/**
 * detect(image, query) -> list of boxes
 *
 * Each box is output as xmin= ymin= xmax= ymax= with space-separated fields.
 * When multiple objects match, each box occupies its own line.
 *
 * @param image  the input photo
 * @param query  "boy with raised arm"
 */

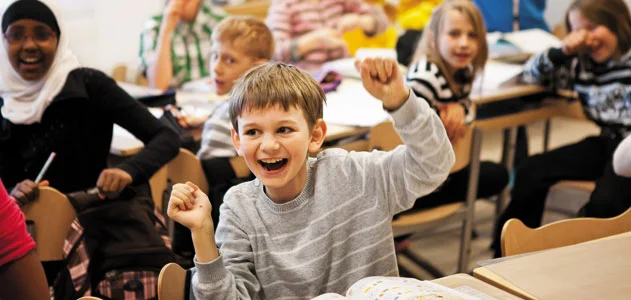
xmin=168 ymin=59 xmax=455 ymax=299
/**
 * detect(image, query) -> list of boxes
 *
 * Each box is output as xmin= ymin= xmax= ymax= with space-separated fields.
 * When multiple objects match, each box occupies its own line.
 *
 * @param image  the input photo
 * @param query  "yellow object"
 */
xmin=398 ymin=0 xmax=442 ymax=30
xmin=343 ymin=26 xmax=398 ymax=56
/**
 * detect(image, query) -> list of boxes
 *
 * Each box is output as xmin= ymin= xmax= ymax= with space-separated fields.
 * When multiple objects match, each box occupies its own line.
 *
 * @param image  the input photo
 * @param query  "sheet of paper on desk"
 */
xmin=500 ymin=28 xmax=562 ymax=54
xmin=321 ymin=48 xmax=399 ymax=79
xmin=117 ymin=81 xmax=164 ymax=98
xmin=471 ymin=61 xmax=525 ymax=97
xmin=323 ymin=80 xmax=389 ymax=127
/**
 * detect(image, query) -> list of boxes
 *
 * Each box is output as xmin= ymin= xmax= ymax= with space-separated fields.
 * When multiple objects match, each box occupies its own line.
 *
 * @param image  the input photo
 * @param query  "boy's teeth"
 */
xmin=262 ymin=158 xmax=283 ymax=163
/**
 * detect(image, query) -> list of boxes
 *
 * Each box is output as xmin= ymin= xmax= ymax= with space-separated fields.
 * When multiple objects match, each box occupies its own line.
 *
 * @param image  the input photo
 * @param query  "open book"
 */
xmin=311 ymin=277 xmax=481 ymax=300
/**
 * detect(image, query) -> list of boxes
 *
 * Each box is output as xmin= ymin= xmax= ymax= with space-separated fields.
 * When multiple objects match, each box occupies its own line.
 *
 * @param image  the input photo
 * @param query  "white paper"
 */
xmin=345 ymin=277 xmax=480 ymax=300
xmin=117 ymin=81 xmax=164 ymax=98
xmin=454 ymin=286 xmax=498 ymax=300
xmin=472 ymin=60 xmax=525 ymax=97
xmin=501 ymin=28 xmax=562 ymax=54
xmin=323 ymin=79 xmax=389 ymax=127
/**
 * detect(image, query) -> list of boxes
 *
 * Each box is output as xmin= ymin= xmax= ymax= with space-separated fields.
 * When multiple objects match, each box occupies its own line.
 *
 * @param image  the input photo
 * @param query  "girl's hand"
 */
xmin=337 ymin=14 xmax=376 ymax=34
xmin=10 ymin=179 xmax=49 ymax=206
xmin=303 ymin=28 xmax=347 ymax=50
xmin=437 ymin=103 xmax=466 ymax=143
xmin=562 ymin=29 xmax=597 ymax=56
xmin=355 ymin=57 xmax=409 ymax=111
xmin=96 ymin=168 xmax=133 ymax=199
xmin=167 ymin=182 xmax=213 ymax=232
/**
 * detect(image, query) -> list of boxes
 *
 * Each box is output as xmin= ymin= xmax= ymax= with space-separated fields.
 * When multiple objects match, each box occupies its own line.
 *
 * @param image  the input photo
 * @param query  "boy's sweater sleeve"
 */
xmin=614 ymin=135 xmax=631 ymax=178
xmin=190 ymin=202 xmax=262 ymax=300
xmin=359 ymin=90 xmax=455 ymax=216
xmin=523 ymin=48 xmax=574 ymax=85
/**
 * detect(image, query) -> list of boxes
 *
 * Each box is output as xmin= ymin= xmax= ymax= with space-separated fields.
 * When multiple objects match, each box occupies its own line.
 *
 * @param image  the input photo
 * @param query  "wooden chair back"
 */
xmin=167 ymin=148 xmax=210 ymax=194
xmin=501 ymin=207 xmax=631 ymax=257
xmin=149 ymin=166 xmax=169 ymax=213
xmin=368 ymin=121 xmax=473 ymax=173
xmin=21 ymin=187 xmax=77 ymax=261
xmin=223 ymin=0 xmax=270 ymax=20
xmin=158 ymin=263 xmax=188 ymax=300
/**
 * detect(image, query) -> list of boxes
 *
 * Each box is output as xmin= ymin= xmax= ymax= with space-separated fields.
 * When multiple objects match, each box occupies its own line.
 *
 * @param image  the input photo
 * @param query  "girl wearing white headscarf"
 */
xmin=0 ymin=0 xmax=179 ymax=201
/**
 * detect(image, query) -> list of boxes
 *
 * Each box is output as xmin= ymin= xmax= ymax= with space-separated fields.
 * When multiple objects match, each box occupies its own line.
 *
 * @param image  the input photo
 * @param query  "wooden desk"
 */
xmin=432 ymin=273 xmax=523 ymax=299
xmin=473 ymin=232 xmax=631 ymax=299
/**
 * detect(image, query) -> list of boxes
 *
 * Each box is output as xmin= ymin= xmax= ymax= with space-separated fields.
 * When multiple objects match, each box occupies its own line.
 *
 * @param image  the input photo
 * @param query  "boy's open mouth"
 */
xmin=259 ymin=158 xmax=288 ymax=171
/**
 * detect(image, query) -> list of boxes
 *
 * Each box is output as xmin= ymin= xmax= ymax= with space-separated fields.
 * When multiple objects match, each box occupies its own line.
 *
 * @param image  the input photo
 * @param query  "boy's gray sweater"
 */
xmin=191 ymin=91 xmax=455 ymax=299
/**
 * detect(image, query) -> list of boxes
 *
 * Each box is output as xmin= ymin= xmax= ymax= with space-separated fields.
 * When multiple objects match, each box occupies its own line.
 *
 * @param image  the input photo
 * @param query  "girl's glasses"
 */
xmin=3 ymin=30 xmax=56 ymax=45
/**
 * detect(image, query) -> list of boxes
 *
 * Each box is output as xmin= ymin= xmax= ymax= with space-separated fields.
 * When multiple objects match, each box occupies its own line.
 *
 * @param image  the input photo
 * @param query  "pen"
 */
xmin=35 ymin=152 xmax=56 ymax=184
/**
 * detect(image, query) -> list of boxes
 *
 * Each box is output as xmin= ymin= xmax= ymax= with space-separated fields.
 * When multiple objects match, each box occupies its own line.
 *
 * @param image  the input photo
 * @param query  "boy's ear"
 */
xmin=253 ymin=58 xmax=268 ymax=67
xmin=308 ymin=119 xmax=327 ymax=153
xmin=231 ymin=128 xmax=244 ymax=156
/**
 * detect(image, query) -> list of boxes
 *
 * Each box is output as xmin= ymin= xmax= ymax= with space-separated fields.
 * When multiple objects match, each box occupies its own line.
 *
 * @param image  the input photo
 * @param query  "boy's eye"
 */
xmin=277 ymin=127 xmax=293 ymax=134
xmin=245 ymin=129 xmax=259 ymax=136
xmin=226 ymin=57 xmax=234 ymax=64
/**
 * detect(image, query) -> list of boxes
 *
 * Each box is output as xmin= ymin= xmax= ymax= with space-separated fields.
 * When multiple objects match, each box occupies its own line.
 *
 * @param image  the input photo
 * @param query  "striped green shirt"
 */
xmin=139 ymin=3 xmax=227 ymax=87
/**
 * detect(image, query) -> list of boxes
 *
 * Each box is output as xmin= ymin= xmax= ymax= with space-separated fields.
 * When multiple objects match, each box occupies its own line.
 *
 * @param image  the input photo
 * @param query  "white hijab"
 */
xmin=0 ymin=0 xmax=80 ymax=125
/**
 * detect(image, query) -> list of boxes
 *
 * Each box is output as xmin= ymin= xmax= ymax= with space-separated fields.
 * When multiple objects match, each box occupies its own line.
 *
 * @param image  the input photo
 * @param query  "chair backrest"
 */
xmin=368 ymin=121 xmax=473 ymax=173
xmin=149 ymin=166 xmax=169 ymax=213
xmin=223 ymin=0 xmax=270 ymax=20
xmin=167 ymin=148 xmax=210 ymax=194
xmin=21 ymin=187 xmax=77 ymax=261
xmin=158 ymin=263 xmax=188 ymax=300
xmin=501 ymin=207 xmax=631 ymax=257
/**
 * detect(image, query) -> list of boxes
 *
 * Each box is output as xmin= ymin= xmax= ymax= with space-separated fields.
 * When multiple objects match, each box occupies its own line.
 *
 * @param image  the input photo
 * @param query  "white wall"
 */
xmin=1 ymin=0 xmax=631 ymax=78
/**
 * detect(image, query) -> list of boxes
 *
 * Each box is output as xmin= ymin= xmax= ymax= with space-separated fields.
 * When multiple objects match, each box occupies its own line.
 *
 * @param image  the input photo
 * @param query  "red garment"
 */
xmin=0 ymin=179 xmax=35 ymax=266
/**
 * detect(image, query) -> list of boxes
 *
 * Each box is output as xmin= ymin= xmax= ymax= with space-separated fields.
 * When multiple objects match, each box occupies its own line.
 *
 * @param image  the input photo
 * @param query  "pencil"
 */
xmin=35 ymin=152 xmax=56 ymax=184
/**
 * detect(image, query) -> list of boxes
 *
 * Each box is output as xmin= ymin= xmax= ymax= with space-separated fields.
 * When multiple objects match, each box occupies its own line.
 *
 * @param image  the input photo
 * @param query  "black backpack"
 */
xmin=53 ymin=184 xmax=175 ymax=300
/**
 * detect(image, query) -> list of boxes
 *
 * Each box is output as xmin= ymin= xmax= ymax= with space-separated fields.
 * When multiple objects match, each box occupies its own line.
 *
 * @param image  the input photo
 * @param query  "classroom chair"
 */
xmin=158 ymin=263 xmax=190 ymax=300
xmin=21 ymin=186 xmax=77 ymax=262
xmin=149 ymin=165 xmax=169 ymax=213
xmin=370 ymin=121 xmax=478 ymax=276
xmin=166 ymin=148 xmax=210 ymax=195
xmin=223 ymin=0 xmax=270 ymax=20
xmin=501 ymin=207 xmax=631 ymax=257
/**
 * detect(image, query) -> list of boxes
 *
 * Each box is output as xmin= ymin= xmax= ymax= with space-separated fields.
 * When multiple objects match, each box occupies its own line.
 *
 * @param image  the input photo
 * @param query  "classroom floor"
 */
xmin=400 ymin=116 xmax=601 ymax=279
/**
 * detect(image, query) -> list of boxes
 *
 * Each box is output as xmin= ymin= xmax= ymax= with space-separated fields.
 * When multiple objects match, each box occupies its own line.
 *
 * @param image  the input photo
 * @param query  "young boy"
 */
xmin=139 ymin=0 xmax=226 ymax=89
xmin=168 ymin=59 xmax=455 ymax=299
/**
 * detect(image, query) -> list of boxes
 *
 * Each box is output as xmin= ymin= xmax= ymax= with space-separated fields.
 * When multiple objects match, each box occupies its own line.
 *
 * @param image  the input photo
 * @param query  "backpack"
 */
xmin=53 ymin=184 xmax=175 ymax=300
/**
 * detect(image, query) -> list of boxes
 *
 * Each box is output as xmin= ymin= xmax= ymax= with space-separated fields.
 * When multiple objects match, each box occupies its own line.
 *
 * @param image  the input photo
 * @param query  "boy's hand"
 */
xmin=162 ymin=0 xmax=184 ymax=34
xmin=168 ymin=182 xmax=213 ymax=232
xmin=355 ymin=57 xmax=409 ymax=111
xmin=437 ymin=103 xmax=466 ymax=143
xmin=10 ymin=179 xmax=49 ymax=206
xmin=562 ymin=29 xmax=597 ymax=56
xmin=96 ymin=168 xmax=132 ymax=199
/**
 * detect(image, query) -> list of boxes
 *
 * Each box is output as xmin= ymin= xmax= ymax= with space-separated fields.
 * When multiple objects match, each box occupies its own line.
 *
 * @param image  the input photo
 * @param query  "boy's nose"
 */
xmin=261 ymin=135 xmax=280 ymax=151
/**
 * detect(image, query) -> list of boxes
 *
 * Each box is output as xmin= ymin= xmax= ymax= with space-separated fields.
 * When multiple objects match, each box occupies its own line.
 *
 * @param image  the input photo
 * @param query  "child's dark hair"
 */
xmin=229 ymin=62 xmax=326 ymax=132
xmin=566 ymin=0 xmax=631 ymax=55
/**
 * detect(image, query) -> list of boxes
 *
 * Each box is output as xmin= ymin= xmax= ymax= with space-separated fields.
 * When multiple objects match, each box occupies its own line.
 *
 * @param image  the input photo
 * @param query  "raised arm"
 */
xmin=356 ymin=57 xmax=455 ymax=215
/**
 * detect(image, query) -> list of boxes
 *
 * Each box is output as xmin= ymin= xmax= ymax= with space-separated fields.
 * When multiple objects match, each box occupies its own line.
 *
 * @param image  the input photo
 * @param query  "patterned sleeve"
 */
xmin=266 ymin=0 xmax=294 ymax=63
xmin=343 ymin=0 xmax=389 ymax=36
xmin=138 ymin=15 xmax=162 ymax=78
xmin=197 ymin=102 xmax=237 ymax=159
xmin=523 ymin=48 xmax=575 ymax=86
xmin=405 ymin=59 xmax=442 ymax=109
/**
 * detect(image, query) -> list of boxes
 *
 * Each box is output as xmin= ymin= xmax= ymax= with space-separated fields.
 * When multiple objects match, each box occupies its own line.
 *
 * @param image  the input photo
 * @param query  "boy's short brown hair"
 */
xmin=229 ymin=62 xmax=326 ymax=132
xmin=212 ymin=15 xmax=274 ymax=60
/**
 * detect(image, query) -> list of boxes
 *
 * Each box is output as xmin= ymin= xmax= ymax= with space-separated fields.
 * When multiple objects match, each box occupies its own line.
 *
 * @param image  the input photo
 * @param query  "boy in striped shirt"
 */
xmin=139 ymin=0 xmax=226 ymax=89
xmin=167 ymin=59 xmax=454 ymax=299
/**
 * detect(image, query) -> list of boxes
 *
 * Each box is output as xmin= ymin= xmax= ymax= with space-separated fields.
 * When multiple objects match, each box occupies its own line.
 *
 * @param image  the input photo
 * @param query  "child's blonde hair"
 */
xmin=229 ymin=62 xmax=326 ymax=132
xmin=212 ymin=15 xmax=275 ymax=60
xmin=566 ymin=0 xmax=631 ymax=56
xmin=412 ymin=0 xmax=487 ymax=93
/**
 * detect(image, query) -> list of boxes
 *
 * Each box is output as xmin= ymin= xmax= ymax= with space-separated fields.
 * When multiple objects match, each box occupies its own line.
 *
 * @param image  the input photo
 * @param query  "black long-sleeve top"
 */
xmin=0 ymin=68 xmax=180 ymax=193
